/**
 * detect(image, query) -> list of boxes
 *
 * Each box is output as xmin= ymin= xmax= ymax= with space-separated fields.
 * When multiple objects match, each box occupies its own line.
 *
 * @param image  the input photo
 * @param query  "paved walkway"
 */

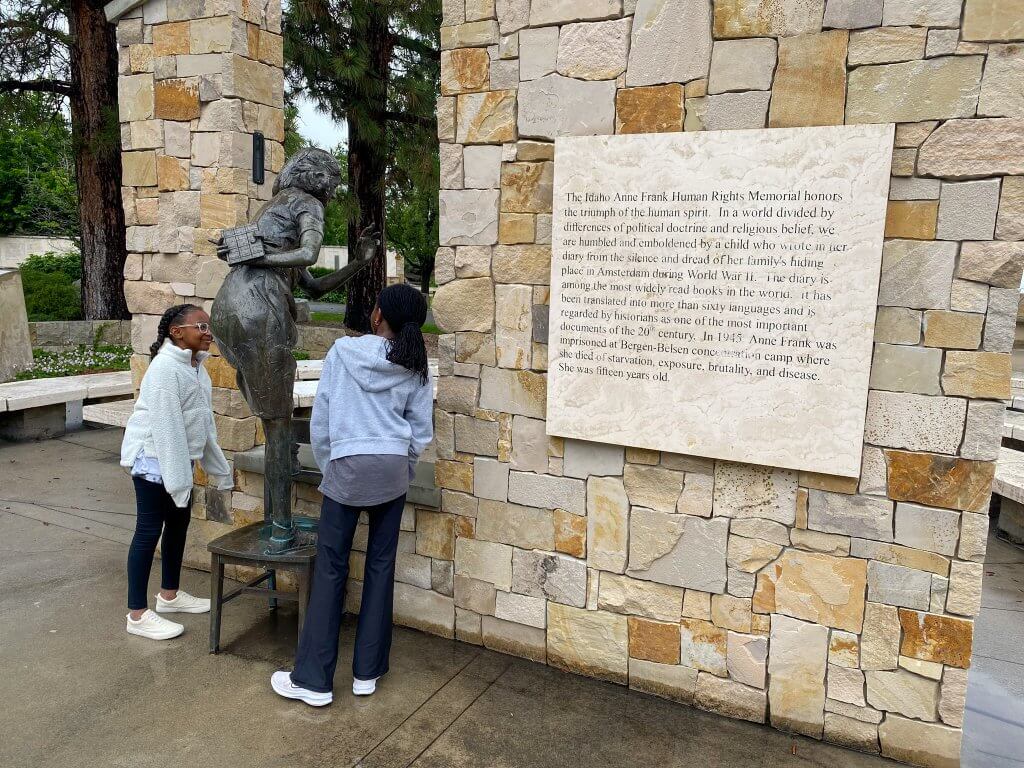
xmin=1 ymin=428 xmax=1022 ymax=768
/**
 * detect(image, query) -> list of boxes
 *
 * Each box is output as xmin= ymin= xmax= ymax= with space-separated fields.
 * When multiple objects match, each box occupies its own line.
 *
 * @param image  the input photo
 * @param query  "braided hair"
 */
xmin=150 ymin=304 xmax=200 ymax=358
xmin=378 ymin=284 xmax=429 ymax=384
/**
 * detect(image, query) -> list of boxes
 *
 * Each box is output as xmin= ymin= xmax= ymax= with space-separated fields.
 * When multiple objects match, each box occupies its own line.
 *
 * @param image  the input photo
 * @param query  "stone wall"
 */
xmin=111 ymin=0 xmax=285 ymax=527
xmin=429 ymin=1 xmax=1024 ymax=765
xmin=0 ymin=236 xmax=77 ymax=269
xmin=29 ymin=320 xmax=132 ymax=351
xmin=114 ymin=0 xmax=284 ymax=376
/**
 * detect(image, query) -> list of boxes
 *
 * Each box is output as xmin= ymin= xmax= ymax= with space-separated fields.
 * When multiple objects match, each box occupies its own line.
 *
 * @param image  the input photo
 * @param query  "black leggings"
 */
xmin=126 ymin=476 xmax=192 ymax=611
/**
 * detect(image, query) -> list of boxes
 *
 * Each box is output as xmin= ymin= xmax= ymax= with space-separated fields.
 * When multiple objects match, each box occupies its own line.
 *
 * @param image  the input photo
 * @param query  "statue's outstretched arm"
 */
xmin=296 ymin=225 xmax=381 ymax=300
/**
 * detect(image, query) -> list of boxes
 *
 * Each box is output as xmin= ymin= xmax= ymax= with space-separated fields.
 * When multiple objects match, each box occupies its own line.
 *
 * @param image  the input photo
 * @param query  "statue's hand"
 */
xmin=356 ymin=225 xmax=381 ymax=262
xmin=213 ymin=236 xmax=230 ymax=262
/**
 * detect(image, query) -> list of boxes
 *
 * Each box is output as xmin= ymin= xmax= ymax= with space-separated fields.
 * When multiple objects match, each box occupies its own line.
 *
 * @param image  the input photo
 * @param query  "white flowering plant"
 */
xmin=13 ymin=345 xmax=131 ymax=382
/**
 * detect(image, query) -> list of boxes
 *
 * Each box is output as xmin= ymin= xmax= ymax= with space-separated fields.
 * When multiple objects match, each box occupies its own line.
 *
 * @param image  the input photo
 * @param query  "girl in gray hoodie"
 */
xmin=272 ymin=284 xmax=433 ymax=706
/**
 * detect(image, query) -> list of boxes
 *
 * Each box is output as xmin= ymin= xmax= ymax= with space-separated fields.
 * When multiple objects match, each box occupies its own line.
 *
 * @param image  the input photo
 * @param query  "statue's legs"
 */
xmin=262 ymin=415 xmax=295 ymax=551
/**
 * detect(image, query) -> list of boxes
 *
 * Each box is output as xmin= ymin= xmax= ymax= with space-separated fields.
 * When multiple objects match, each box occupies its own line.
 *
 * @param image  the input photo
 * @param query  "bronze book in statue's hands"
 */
xmin=216 ymin=223 xmax=266 ymax=265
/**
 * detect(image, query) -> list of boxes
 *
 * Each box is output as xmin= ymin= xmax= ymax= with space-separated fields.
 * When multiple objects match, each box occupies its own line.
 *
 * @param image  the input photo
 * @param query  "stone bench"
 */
xmin=995 ymin=392 xmax=1024 ymax=544
xmin=0 ymin=371 xmax=133 ymax=441
xmin=995 ymin=447 xmax=1024 ymax=545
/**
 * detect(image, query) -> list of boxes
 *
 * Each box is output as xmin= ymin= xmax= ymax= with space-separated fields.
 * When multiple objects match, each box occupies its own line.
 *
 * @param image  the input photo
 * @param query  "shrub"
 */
xmin=19 ymin=250 xmax=83 ymax=321
xmin=21 ymin=250 xmax=82 ymax=281
xmin=20 ymin=268 xmax=81 ymax=321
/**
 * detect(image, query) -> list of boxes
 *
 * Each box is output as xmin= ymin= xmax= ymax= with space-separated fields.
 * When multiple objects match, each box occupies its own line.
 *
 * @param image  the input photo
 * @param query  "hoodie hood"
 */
xmin=334 ymin=334 xmax=416 ymax=393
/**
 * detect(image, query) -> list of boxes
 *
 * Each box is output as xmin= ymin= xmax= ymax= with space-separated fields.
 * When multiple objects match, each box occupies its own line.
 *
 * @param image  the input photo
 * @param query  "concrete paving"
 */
xmin=1 ymin=428 xmax=1022 ymax=768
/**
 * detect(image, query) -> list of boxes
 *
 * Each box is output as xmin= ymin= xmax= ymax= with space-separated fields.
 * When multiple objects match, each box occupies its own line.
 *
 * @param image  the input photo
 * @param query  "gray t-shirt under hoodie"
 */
xmin=319 ymin=454 xmax=413 ymax=507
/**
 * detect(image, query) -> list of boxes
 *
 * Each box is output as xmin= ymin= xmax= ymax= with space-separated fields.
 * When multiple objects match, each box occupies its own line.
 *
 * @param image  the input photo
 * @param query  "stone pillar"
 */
xmin=0 ymin=269 xmax=33 ymax=381
xmin=109 ymin=0 xmax=284 ymax=530
xmin=431 ymin=0 xmax=1024 ymax=763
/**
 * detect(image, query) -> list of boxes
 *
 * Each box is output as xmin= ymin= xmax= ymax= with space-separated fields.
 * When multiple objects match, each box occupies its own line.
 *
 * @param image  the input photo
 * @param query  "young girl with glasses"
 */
xmin=119 ymin=304 xmax=234 ymax=640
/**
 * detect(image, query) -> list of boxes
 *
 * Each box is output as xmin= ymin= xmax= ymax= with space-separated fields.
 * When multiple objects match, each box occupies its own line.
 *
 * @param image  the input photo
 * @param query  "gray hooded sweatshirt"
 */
xmin=311 ymin=334 xmax=433 ymax=505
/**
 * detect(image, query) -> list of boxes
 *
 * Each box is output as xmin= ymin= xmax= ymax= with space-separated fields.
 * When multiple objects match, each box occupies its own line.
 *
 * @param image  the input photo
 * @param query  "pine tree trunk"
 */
xmin=343 ymin=4 xmax=392 ymax=333
xmin=69 ymin=0 xmax=128 ymax=320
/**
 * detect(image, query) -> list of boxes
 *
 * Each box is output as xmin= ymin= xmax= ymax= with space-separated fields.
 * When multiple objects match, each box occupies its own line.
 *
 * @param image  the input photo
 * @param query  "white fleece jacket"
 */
xmin=120 ymin=340 xmax=233 ymax=507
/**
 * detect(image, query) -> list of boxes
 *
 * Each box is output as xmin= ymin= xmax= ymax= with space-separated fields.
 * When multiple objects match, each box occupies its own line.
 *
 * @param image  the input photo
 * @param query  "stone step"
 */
xmin=82 ymin=398 xmax=135 ymax=428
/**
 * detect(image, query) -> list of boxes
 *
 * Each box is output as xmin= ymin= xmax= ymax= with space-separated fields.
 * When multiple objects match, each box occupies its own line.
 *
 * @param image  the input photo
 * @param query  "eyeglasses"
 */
xmin=175 ymin=322 xmax=211 ymax=333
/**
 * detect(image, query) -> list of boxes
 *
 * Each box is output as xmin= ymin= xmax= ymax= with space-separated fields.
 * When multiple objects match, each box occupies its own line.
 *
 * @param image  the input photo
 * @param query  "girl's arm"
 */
xmin=201 ymin=416 xmax=234 ymax=490
xmin=405 ymin=380 xmax=435 ymax=478
xmin=310 ymin=349 xmax=336 ymax=473
xmin=147 ymin=385 xmax=196 ymax=508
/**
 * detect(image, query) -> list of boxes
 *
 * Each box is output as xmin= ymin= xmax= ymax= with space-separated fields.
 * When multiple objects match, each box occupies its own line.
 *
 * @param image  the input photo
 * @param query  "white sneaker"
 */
xmin=155 ymin=591 xmax=210 ymax=614
xmin=271 ymin=671 xmax=333 ymax=707
xmin=353 ymin=677 xmax=378 ymax=696
xmin=126 ymin=610 xmax=184 ymax=640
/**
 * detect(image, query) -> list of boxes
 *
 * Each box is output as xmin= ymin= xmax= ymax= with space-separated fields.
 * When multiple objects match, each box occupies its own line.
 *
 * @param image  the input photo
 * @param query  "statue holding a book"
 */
xmin=211 ymin=147 xmax=378 ymax=552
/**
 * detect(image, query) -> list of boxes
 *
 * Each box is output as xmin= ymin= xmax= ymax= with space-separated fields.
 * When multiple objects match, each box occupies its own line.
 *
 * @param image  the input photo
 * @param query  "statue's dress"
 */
xmin=211 ymin=187 xmax=325 ymax=419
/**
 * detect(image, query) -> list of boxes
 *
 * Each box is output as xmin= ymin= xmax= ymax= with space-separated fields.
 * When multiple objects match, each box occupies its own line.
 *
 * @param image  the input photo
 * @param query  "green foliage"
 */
xmin=0 ymin=92 xmax=78 ymax=236
xmin=284 ymin=0 xmax=441 ymax=312
xmin=14 ymin=345 xmax=130 ymax=381
xmin=19 ymin=250 xmax=84 ymax=321
xmin=21 ymin=250 xmax=82 ymax=281
xmin=291 ymin=349 xmax=312 ymax=361
xmin=420 ymin=322 xmax=441 ymax=335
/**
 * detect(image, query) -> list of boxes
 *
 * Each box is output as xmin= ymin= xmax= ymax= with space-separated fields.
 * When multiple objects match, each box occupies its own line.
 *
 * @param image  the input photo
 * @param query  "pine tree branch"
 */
xmin=381 ymin=109 xmax=434 ymax=129
xmin=392 ymin=33 xmax=439 ymax=60
xmin=0 ymin=78 xmax=73 ymax=96
xmin=0 ymin=19 xmax=73 ymax=47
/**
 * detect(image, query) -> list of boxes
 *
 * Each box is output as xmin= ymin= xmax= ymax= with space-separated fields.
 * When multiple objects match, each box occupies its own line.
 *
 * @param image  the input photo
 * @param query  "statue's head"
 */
xmin=274 ymin=147 xmax=343 ymax=205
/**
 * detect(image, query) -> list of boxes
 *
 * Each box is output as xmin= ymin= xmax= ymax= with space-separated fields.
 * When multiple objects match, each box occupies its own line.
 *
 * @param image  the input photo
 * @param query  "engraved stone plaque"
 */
xmin=547 ymin=124 xmax=895 ymax=477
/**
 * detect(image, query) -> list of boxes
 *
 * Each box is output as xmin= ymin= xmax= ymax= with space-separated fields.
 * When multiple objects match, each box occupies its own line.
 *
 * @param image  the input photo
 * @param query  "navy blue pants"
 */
xmin=127 ymin=476 xmax=192 ymax=610
xmin=291 ymin=493 xmax=405 ymax=693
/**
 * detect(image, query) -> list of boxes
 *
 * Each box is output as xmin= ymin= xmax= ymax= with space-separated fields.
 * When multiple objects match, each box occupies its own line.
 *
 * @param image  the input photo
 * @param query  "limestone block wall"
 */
xmin=112 ymin=0 xmax=285 ymax=533
xmin=428 ymin=1 xmax=1024 ymax=765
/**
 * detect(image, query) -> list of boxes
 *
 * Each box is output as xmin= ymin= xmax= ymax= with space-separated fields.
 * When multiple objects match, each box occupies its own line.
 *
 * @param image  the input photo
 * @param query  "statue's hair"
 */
xmin=273 ymin=147 xmax=342 ymax=197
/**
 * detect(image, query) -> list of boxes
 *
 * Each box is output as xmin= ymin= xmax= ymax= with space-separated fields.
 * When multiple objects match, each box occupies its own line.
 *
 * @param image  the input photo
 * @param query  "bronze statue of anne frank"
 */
xmin=211 ymin=147 xmax=378 ymax=551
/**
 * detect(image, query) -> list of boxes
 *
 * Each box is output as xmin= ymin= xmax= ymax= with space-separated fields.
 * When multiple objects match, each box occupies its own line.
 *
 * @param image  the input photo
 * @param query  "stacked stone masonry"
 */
xmin=115 ymin=0 xmax=286 ymax=481
xmin=116 ymin=0 xmax=284 ymax=382
xmin=430 ymin=2 xmax=1024 ymax=767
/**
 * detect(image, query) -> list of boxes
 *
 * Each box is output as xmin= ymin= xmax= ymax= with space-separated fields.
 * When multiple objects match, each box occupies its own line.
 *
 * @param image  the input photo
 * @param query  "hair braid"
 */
xmin=150 ymin=304 xmax=200 ymax=358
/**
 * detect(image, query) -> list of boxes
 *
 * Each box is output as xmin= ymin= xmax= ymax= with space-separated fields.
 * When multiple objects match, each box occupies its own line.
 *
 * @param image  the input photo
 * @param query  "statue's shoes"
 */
xmin=155 ymin=590 xmax=210 ymax=614
xmin=353 ymin=677 xmax=379 ymax=696
xmin=271 ymin=671 xmax=333 ymax=707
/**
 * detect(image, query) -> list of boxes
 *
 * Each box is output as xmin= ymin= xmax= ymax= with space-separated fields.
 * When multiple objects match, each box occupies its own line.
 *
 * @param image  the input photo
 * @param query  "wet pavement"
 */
xmin=1 ymin=428 xmax=1022 ymax=768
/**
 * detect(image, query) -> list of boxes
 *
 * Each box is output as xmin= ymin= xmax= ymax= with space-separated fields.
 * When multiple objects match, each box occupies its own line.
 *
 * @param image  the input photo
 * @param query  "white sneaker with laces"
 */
xmin=353 ymin=677 xmax=378 ymax=696
xmin=126 ymin=610 xmax=184 ymax=640
xmin=155 ymin=591 xmax=210 ymax=614
xmin=271 ymin=671 xmax=333 ymax=707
